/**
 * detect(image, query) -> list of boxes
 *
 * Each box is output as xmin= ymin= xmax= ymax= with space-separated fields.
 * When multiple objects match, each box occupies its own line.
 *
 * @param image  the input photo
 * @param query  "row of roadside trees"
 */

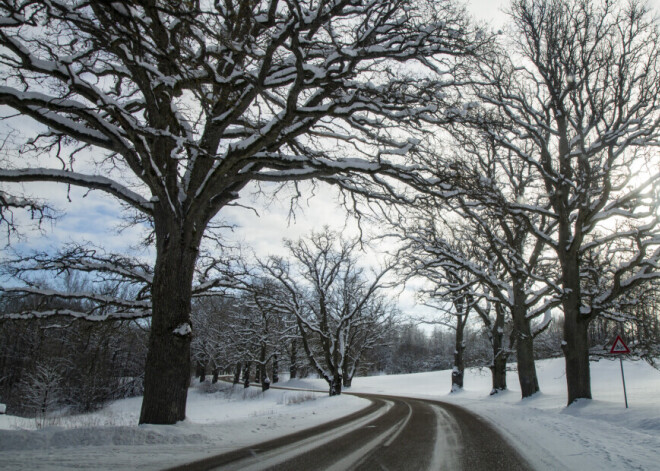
xmin=0 ymin=0 xmax=659 ymax=422
xmin=381 ymin=0 xmax=660 ymax=403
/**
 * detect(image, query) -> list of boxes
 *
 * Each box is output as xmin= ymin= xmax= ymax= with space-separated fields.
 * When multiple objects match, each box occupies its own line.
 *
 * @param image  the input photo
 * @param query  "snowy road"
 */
xmin=167 ymin=392 xmax=532 ymax=471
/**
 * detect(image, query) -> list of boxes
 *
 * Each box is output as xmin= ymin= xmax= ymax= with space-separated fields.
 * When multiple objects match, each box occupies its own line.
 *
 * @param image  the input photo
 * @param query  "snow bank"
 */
xmin=0 ymin=383 xmax=367 ymax=470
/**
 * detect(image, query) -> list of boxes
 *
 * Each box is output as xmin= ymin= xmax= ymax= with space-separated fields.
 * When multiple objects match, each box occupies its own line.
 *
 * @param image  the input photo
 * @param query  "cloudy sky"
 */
xmin=3 ymin=0 xmax=660 ymax=318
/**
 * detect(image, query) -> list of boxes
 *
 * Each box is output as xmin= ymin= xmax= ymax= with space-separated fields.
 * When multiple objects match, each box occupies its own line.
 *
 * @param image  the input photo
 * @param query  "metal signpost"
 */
xmin=610 ymin=335 xmax=631 ymax=408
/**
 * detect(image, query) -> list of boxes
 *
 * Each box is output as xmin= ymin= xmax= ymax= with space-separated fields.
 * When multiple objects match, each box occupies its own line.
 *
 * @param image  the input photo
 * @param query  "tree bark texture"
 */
xmin=272 ymin=355 xmax=279 ymax=384
xmin=451 ymin=315 xmax=466 ymax=392
xmin=139 ymin=227 xmax=197 ymax=424
xmin=490 ymin=307 xmax=508 ymax=394
xmin=512 ymin=286 xmax=539 ymax=398
xmin=343 ymin=360 xmax=358 ymax=388
xmin=329 ymin=373 xmax=342 ymax=396
xmin=561 ymin=259 xmax=592 ymax=404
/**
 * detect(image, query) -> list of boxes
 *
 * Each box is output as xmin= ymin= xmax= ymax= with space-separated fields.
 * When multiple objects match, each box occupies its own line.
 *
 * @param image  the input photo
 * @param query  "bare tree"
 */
xmin=0 ymin=271 xmax=149 ymax=415
xmin=473 ymin=299 xmax=512 ymax=394
xmin=390 ymin=193 xmax=555 ymax=397
xmin=260 ymin=228 xmax=394 ymax=396
xmin=341 ymin=295 xmax=398 ymax=388
xmin=401 ymin=243 xmax=477 ymax=393
xmin=473 ymin=0 xmax=660 ymax=405
xmin=234 ymin=283 xmax=294 ymax=391
xmin=0 ymin=0 xmax=485 ymax=424
xmin=190 ymin=296 xmax=236 ymax=384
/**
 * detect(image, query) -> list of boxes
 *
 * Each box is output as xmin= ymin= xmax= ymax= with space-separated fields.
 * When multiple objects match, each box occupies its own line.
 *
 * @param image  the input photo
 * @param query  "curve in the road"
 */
xmin=165 ymin=392 xmax=533 ymax=471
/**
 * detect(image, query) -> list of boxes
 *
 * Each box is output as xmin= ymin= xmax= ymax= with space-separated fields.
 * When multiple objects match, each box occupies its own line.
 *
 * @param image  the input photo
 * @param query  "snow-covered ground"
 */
xmin=1 ymin=358 xmax=659 ymax=470
xmin=0 ymin=383 xmax=366 ymax=470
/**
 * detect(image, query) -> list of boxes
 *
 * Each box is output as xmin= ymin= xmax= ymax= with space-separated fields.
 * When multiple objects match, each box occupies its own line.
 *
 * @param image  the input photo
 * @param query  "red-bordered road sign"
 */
xmin=610 ymin=335 xmax=631 ymax=354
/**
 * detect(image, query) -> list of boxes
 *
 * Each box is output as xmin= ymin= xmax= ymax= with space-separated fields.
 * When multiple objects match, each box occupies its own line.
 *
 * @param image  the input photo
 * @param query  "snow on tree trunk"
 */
xmin=139 ymin=227 xmax=196 ymax=425
xmin=0 ymin=0 xmax=489 ymax=426
xmin=261 ymin=375 xmax=270 ymax=392
xmin=343 ymin=360 xmax=357 ymax=388
xmin=330 ymin=373 xmax=342 ymax=396
xmin=451 ymin=319 xmax=466 ymax=392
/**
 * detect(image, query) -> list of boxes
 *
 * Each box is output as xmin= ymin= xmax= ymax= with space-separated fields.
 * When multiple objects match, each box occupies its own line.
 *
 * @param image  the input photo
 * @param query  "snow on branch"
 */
xmin=0 ymin=308 xmax=150 ymax=322
xmin=0 ymin=169 xmax=153 ymax=214
xmin=0 ymin=242 xmax=248 ymax=322
xmin=0 ymin=0 xmax=491 ymax=238
xmin=0 ymin=189 xmax=55 ymax=239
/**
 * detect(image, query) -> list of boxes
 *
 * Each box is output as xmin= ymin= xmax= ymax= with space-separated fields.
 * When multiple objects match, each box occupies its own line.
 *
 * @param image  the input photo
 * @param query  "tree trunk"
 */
xmin=561 ymin=245 xmax=591 ymax=405
xmin=211 ymin=368 xmax=219 ymax=384
xmin=491 ymin=352 xmax=508 ymax=394
xmin=289 ymin=339 xmax=297 ymax=379
xmin=259 ymin=346 xmax=269 ymax=391
xmin=261 ymin=374 xmax=270 ymax=392
xmin=233 ymin=362 xmax=241 ymax=384
xmin=329 ymin=373 xmax=342 ymax=396
xmin=512 ymin=296 xmax=539 ymax=398
xmin=562 ymin=266 xmax=592 ymax=404
xmin=343 ymin=375 xmax=353 ymax=388
xmin=139 ymin=227 xmax=197 ymax=425
xmin=196 ymin=362 xmax=206 ymax=383
xmin=272 ymin=355 xmax=279 ymax=384
xmin=451 ymin=315 xmax=466 ymax=393
xmin=490 ymin=305 xmax=508 ymax=394
xmin=243 ymin=362 xmax=251 ymax=388
xmin=343 ymin=360 xmax=357 ymax=388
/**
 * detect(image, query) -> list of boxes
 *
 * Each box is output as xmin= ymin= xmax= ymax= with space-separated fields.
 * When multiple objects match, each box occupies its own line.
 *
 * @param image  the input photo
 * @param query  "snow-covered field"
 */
xmin=1 ymin=358 xmax=659 ymax=470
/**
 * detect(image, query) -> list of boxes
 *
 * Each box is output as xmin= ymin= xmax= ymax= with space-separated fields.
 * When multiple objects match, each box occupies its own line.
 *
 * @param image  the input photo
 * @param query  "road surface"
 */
xmin=166 ymin=391 xmax=533 ymax=471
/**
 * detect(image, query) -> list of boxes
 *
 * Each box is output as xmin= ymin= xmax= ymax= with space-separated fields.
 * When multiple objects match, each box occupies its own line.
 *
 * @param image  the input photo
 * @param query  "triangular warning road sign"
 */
xmin=610 ymin=335 xmax=630 ymax=354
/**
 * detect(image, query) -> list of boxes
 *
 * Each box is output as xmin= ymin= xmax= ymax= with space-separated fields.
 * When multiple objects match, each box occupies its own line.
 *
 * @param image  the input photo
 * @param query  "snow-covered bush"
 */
xmin=277 ymin=392 xmax=317 ymax=406
xmin=197 ymin=381 xmax=233 ymax=395
xmin=19 ymin=363 xmax=64 ymax=429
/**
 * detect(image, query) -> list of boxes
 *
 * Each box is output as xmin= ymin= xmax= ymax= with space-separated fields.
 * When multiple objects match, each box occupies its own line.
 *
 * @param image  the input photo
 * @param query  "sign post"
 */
xmin=609 ymin=335 xmax=631 ymax=409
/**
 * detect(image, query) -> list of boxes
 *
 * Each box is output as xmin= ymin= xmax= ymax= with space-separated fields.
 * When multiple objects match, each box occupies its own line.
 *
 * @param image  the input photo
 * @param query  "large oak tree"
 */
xmin=0 ymin=0 xmax=482 ymax=423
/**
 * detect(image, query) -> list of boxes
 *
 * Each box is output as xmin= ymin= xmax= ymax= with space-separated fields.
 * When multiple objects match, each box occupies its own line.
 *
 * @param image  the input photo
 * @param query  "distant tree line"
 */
xmin=0 ymin=289 xmax=147 ymax=422
xmin=2 ymin=244 xmax=660 ymax=421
